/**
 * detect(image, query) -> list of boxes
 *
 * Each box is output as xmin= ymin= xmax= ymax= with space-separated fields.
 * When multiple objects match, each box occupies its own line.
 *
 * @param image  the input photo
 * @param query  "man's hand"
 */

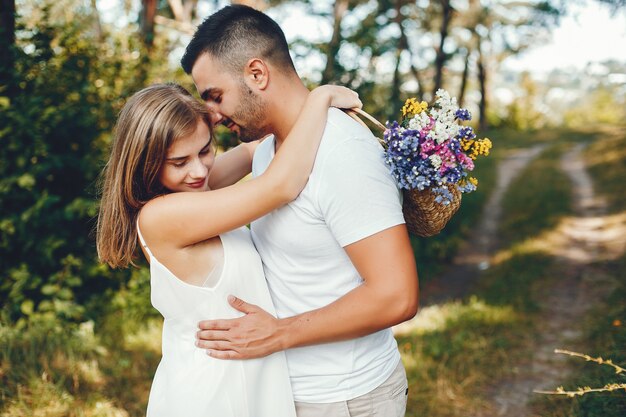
xmin=196 ymin=295 xmax=283 ymax=359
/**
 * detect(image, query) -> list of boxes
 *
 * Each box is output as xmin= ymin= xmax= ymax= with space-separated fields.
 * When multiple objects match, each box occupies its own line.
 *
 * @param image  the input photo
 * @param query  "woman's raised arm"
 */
xmin=207 ymin=142 xmax=259 ymax=190
xmin=140 ymin=85 xmax=361 ymax=248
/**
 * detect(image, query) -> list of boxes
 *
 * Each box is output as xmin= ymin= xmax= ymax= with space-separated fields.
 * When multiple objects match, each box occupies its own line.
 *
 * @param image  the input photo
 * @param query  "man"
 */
xmin=181 ymin=5 xmax=418 ymax=416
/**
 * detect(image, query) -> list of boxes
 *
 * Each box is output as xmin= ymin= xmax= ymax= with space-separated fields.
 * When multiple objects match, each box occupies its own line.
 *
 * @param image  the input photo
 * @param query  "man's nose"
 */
xmin=209 ymin=110 xmax=223 ymax=127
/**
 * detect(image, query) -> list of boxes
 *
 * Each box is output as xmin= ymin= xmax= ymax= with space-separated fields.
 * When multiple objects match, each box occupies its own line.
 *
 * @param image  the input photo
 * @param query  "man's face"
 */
xmin=191 ymin=53 xmax=270 ymax=143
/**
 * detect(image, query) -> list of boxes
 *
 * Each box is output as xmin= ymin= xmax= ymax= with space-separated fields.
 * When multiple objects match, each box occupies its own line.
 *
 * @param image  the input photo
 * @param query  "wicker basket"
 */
xmin=345 ymin=108 xmax=462 ymax=237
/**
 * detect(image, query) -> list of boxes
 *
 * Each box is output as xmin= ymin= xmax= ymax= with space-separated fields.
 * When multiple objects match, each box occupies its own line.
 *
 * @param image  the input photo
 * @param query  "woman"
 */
xmin=96 ymin=83 xmax=361 ymax=417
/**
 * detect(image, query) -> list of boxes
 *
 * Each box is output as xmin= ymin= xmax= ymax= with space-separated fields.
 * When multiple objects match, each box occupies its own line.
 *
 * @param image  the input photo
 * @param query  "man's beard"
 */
xmin=229 ymin=82 xmax=270 ymax=143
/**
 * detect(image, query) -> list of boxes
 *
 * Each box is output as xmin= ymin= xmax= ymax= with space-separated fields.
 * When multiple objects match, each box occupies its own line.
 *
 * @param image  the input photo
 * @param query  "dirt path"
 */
xmin=395 ymin=142 xmax=626 ymax=416
xmin=485 ymin=143 xmax=626 ymax=417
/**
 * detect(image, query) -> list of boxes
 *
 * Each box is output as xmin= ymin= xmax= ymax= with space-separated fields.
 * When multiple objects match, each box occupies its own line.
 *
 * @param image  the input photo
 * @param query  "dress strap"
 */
xmin=136 ymin=219 xmax=154 ymax=261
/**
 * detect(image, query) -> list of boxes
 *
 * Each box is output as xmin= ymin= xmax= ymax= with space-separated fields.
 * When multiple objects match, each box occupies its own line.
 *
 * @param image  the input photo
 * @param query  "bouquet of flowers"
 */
xmin=384 ymin=89 xmax=492 ymax=236
xmin=352 ymin=89 xmax=491 ymax=236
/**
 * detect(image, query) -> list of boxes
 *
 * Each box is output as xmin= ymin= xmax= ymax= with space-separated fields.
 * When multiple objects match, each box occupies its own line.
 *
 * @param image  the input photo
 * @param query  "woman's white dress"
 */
xmin=137 ymin=226 xmax=296 ymax=417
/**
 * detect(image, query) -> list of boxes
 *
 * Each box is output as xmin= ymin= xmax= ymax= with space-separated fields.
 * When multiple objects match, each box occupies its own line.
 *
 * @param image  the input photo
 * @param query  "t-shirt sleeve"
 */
xmin=315 ymin=136 xmax=405 ymax=247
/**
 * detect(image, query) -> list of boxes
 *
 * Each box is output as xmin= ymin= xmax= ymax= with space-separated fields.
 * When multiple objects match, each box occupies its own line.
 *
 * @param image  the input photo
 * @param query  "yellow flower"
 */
xmin=402 ymin=98 xmax=429 ymax=117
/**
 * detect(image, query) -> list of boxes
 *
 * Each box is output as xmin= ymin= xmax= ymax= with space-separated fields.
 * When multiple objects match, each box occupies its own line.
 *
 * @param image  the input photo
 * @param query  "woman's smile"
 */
xmin=186 ymin=178 xmax=207 ymax=189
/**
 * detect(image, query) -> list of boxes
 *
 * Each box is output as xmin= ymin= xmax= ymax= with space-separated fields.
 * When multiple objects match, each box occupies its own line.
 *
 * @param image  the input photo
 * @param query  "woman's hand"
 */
xmin=310 ymin=85 xmax=362 ymax=110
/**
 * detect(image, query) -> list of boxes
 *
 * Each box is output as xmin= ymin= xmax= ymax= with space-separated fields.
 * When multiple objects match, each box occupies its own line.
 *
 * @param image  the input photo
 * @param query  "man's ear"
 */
xmin=244 ymin=58 xmax=269 ymax=90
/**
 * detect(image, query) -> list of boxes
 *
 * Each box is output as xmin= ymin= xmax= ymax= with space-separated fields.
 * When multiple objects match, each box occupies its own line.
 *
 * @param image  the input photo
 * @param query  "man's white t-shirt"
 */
xmin=250 ymin=108 xmax=406 ymax=403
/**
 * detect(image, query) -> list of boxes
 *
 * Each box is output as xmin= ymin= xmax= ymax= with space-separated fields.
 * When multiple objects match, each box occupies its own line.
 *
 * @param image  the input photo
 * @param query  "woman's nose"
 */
xmin=189 ymin=158 xmax=209 ymax=179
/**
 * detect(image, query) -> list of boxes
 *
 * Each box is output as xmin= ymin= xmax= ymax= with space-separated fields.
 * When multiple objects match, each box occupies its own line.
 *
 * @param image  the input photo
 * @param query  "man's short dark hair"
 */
xmin=181 ymin=5 xmax=296 ymax=76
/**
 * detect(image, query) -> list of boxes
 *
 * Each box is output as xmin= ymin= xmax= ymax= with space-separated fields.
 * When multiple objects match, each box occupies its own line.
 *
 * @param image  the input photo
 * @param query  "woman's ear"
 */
xmin=245 ymin=58 xmax=269 ymax=90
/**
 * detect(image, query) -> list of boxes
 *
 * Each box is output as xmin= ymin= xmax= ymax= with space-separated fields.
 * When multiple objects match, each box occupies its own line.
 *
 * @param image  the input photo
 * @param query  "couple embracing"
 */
xmin=97 ymin=4 xmax=418 ymax=417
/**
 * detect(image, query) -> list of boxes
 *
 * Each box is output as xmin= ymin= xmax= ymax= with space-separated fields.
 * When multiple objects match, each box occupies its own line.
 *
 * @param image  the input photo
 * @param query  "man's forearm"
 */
xmin=277 ymin=280 xmax=417 ymax=350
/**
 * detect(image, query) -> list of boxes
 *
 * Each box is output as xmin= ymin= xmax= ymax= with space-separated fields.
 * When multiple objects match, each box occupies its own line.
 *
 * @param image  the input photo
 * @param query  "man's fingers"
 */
xmin=207 ymin=349 xmax=240 ymax=360
xmin=196 ymin=329 xmax=230 ymax=342
xmin=198 ymin=319 xmax=232 ymax=331
xmin=196 ymin=339 xmax=233 ymax=351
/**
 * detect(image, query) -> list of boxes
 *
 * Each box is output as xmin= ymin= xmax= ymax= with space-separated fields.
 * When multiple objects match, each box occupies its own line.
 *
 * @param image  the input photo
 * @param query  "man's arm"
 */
xmin=195 ymin=224 xmax=418 ymax=359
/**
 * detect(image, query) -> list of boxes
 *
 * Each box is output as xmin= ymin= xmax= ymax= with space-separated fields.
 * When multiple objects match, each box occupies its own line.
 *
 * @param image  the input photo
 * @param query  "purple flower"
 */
xmin=457 ymin=126 xmax=475 ymax=141
xmin=455 ymin=108 xmax=471 ymax=121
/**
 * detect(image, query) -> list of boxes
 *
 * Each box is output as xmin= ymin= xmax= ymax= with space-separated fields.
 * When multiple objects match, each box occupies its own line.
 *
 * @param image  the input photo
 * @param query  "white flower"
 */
xmin=429 ymin=154 xmax=442 ymax=169
xmin=408 ymin=112 xmax=430 ymax=130
xmin=432 ymin=121 xmax=450 ymax=144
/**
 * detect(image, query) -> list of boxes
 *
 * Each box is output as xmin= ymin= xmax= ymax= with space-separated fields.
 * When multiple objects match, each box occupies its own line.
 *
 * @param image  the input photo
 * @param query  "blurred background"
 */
xmin=1 ymin=1 xmax=625 ymax=416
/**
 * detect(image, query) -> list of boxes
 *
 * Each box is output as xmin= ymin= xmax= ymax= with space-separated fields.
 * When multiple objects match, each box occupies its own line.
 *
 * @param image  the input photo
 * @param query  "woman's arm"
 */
xmin=141 ymin=85 xmax=361 ymax=248
xmin=207 ymin=141 xmax=259 ymax=190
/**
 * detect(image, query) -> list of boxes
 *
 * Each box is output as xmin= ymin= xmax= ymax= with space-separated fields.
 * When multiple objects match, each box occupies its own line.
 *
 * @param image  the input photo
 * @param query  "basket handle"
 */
xmin=343 ymin=108 xmax=386 ymax=132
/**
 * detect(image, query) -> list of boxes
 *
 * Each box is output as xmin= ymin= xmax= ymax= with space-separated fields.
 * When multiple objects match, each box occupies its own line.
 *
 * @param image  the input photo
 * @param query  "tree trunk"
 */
xmin=458 ymin=48 xmax=470 ymax=108
xmin=91 ymin=0 xmax=104 ymax=41
xmin=409 ymin=62 xmax=424 ymax=99
xmin=389 ymin=0 xmax=410 ymax=118
xmin=0 ymin=0 xmax=16 ymax=95
xmin=477 ymin=45 xmax=488 ymax=131
xmin=432 ymin=0 xmax=454 ymax=95
xmin=321 ymin=0 xmax=349 ymax=84
xmin=140 ymin=0 xmax=157 ymax=49
xmin=389 ymin=48 xmax=403 ymax=120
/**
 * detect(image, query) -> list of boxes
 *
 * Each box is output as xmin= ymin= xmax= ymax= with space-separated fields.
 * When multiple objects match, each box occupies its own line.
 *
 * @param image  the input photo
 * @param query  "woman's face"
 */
xmin=158 ymin=120 xmax=215 ymax=193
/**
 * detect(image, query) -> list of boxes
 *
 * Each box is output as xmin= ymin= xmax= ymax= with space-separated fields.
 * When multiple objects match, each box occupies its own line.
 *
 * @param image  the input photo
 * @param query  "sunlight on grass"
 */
xmin=493 ymin=210 xmax=626 ymax=267
xmin=396 ymin=298 xmax=525 ymax=417
xmin=2 ymin=377 xmax=73 ymax=417
xmin=0 ymin=317 xmax=162 ymax=417
xmin=123 ymin=319 xmax=162 ymax=354
xmin=585 ymin=126 xmax=626 ymax=213
xmin=395 ymin=297 xmax=517 ymax=338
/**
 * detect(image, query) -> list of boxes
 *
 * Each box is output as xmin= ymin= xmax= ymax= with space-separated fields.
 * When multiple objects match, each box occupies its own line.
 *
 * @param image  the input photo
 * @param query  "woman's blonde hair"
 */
xmin=97 ymin=83 xmax=211 ymax=268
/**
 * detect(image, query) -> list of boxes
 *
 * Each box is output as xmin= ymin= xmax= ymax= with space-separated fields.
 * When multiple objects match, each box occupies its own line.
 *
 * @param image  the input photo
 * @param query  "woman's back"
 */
xmin=138 ymin=226 xmax=296 ymax=417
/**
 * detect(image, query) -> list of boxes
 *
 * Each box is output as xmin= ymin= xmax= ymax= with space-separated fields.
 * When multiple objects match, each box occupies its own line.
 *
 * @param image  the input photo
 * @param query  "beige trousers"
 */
xmin=294 ymin=361 xmax=408 ymax=417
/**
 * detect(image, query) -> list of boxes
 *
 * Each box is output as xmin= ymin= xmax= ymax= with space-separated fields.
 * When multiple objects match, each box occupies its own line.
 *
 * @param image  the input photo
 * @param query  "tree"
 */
xmin=0 ymin=0 xmax=16 ymax=95
xmin=321 ymin=0 xmax=349 ymax=84
xmin=450 ymin=0 xmax=561 ymax=129
xmin=140 ymin=0 xmax=158 ymax=49
xmin=432 ymin=0 xmax=455 ymax=95
xmin=0 ymin=0 xmax=190 ymax=325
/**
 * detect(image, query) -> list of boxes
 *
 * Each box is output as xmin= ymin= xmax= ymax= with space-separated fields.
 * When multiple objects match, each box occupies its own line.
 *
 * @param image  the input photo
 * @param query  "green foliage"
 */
xmin=0 ymin=1 xmax=171 ymax=325
xmin=504 ymin=72 xmax=547 ymax=130
xmin=563 ymin=87 xmax=626 ymax=128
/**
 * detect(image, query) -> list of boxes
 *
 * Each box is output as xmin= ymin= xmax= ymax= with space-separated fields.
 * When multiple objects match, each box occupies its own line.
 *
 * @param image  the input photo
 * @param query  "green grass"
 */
xmin=484 ymin=127 xmax=600 ymax=150
xmin=497 ymin=144 xmax=573 ymax=246
xmin=531 ymin=257 xmax=626 ymax=417
xmin=399 ymin=298 xmax=529 ymax=417
xmin=584 ymin=126 xmax=626 ymax=213
xmin=0 ymin=316 xmax=160 ymax=417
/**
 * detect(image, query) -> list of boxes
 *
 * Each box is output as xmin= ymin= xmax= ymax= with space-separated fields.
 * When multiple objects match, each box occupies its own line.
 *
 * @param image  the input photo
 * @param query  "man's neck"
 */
xmin=268 ymin=80 xmax=310 ymax=151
